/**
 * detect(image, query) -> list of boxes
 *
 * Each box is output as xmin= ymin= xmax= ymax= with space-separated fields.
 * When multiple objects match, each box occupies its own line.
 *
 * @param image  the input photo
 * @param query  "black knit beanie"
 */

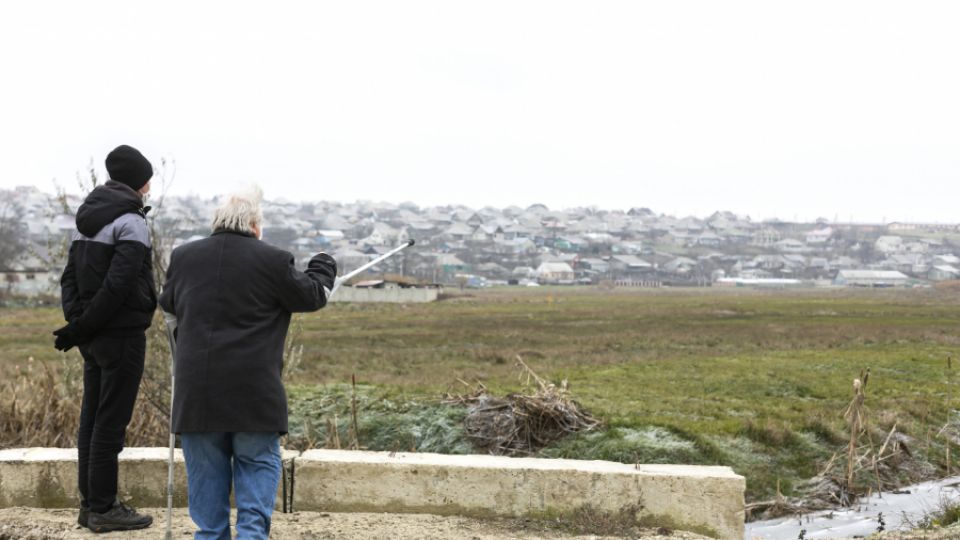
xmin=105 ymin=145 xmax=153 ymax=191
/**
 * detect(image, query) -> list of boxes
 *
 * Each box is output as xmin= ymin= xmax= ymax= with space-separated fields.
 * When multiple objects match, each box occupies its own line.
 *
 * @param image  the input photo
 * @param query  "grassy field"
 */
xmin=2 ymin=287 xmax=957 ymax=502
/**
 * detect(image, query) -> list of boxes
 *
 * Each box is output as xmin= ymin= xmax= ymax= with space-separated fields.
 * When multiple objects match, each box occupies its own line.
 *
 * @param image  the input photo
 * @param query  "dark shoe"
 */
xmin=87 ymin=501 xmax=153 ymax=533
xmin=78 ymin=505 xmax=89 ymax=528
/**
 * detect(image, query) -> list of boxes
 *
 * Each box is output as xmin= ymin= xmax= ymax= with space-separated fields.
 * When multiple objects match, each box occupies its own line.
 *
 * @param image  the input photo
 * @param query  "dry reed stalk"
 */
xmin=285 ymin=418 xmax=317 ymax=451
xmin=327 ymin=414 xmax=341 ymax=449
xmin=349 ymin=373 xmax=360 ymax=450
xmin=0 ymin=357 xmax=167 ymax=449
xmin=868 ymin=423 xmax=900 ymax=496
xmin=816 ymin=368 xmax=910 ymax=507
xmin=331 ymin=418 xmax=339 ymax=449
xmin=818 ymin=451 xmax=839 ymax=477
xmin=948 ymin=443 xmax=952 ymax=476
xmin=843 ymin=368 xmax=869 ymax=494
xmin=877 ymin=423 xmax=898 ymax=458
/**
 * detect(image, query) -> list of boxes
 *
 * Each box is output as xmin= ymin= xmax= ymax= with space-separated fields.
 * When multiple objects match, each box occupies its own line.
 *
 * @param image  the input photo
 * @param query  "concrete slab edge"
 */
xmin=0 ymin=448 xmax=744 ymax=539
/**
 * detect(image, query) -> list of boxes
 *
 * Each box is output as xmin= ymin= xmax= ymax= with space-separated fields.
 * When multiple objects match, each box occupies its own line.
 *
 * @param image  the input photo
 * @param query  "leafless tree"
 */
xmin=0 ymin=196 xmax=27 ymax=271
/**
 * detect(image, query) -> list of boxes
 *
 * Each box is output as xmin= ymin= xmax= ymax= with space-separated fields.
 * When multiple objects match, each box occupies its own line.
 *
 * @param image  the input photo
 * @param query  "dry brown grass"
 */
xmin=933 ymin=280 xmax=960 ymax=293
xmin=0 ymin=358 xmax=80 ymax=447
xmin=0 ymin=355 xmax=168 ymax=448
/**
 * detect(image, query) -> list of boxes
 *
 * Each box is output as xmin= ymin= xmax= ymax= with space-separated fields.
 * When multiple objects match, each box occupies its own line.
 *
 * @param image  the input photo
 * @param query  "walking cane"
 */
xmin=162 ymin=312 xmax=178 ymax=540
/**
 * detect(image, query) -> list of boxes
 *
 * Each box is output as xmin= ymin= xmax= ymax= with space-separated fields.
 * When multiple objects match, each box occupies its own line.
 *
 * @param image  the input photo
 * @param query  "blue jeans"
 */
xmin=181 ymin=432 xmax=281 ymax=540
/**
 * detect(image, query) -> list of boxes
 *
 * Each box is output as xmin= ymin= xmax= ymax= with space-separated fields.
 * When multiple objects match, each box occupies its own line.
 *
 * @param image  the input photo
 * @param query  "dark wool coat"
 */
xmin=60 ymin=181 xmax=157 ymax=336
xmin=158 ymin=230 xmax=331 ymax=433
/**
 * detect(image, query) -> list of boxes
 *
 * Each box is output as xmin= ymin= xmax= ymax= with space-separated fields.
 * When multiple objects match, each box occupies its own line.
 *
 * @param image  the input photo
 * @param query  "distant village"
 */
xmin=2 ymin=185 xmax=959 ymax=298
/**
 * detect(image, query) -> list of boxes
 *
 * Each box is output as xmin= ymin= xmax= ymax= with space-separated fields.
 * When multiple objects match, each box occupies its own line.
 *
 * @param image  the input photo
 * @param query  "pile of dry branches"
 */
xmin=444 ymin=355 xmax=601 ymax=455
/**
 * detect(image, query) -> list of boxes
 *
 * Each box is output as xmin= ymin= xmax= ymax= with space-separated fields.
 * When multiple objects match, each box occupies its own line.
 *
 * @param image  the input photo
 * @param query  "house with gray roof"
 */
xmin=929 ymin=265 xmax=959 ymax=281
xmin=610 ymin=255 xmax=653 ymax=274
xmin=578 ymin=257 xmax=610 ymax=274
xmin=662 ymin=256 xmax=698 ymax=276
xmin=442 ymin=222 xmax=474 ymax=241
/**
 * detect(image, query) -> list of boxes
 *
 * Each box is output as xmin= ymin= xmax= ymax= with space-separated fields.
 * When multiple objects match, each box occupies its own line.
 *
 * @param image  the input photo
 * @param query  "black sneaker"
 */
xmin=78 ymin=505 xmax=89 ymax=528
xmin=87 ymin=501 xmax=153 ymax=533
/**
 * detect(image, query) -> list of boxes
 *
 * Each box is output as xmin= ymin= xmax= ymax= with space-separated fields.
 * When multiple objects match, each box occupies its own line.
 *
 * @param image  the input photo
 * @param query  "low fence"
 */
xmin=614 ymin=279 xmax=662 ymax=288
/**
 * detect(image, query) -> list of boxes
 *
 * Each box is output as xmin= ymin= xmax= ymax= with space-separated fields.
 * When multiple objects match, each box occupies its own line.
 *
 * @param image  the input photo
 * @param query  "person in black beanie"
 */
xmin=55 ymin=144 xmax=156 ymax=532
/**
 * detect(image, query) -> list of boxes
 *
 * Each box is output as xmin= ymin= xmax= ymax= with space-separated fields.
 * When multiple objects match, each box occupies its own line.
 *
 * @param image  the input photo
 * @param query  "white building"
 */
xmin=874 ymin=236 xmax=903 ymax=254
xmin=536 ymin=262 xmax=575 ymax=284
xmin=834 ymin=270 xmax=910 ymax=287
xmin=805 ymin=227 xmax=833 ymax=244
xmin=1 ymin=253 xmax=58 ymax=298
xmin=774 ymin=239 xmax=808 ymax=253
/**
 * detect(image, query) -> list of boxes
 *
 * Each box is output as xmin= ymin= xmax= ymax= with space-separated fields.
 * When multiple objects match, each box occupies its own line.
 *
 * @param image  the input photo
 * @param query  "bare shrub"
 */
xmin=0 ymin=157 xmax=179 ymax=449
xmin=0 ymin=355 xmax=167 ymax=448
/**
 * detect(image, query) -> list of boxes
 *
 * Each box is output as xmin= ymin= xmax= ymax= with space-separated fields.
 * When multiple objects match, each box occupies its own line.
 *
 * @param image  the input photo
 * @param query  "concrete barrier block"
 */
xmin=0 ymin=448 xmax=79 ymax=508
xmin=116 ymin=447 xmax=189 ymax=508
xmin=0 ymin=447 xmax=188 ymax=509
xmin=293 ymin=450 xmax=745 ymax=540
xmin=0 ymin=447 xmax=298 ymax=511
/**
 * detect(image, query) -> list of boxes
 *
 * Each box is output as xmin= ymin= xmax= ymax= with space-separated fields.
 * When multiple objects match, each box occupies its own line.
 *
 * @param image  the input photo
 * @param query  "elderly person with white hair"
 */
xmin=158 ymin=187 xmax=336 ymax=539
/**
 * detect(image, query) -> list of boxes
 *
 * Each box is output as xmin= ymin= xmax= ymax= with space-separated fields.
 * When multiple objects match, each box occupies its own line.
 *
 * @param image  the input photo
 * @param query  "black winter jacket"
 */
xmin=158 ymin=230 xmax=332 ymax=433
xmin=60 ymin=181 xmax=157 ymax=336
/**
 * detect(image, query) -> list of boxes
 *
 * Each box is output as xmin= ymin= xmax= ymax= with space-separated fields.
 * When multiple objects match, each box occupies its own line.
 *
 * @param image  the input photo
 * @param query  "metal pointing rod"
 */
xmin=330 ymin=239 xmax=415 ymax=296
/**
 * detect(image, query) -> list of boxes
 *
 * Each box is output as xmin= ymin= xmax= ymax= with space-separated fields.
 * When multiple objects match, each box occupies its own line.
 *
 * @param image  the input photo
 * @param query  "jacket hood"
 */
xmin=76 ymin=180 xmax=145 ymax=238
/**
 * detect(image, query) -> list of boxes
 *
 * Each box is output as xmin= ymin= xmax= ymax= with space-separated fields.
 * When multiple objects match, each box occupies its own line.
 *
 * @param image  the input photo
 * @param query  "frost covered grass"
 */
xmin=285 ymin=383 xmax=474 ymax=454
xmin=3 ymin=287 xmax=958 ymax=501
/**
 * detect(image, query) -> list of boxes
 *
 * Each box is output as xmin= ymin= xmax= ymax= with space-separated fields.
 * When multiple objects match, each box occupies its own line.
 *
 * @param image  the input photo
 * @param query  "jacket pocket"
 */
xmin=79 ymin=260 xmax=109 ymax=292
xmin=127 ymin=278 xmax=157 ymax=312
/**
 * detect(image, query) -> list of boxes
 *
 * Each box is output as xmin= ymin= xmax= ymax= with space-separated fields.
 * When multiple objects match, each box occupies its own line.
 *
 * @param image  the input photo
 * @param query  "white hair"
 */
xmin=212 ymin=185 xmax=264 ymax=233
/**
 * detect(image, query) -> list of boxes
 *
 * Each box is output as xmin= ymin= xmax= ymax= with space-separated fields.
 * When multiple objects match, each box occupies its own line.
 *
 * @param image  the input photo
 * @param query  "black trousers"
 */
xmin=77 ymin=332 xmax=146 ymax=513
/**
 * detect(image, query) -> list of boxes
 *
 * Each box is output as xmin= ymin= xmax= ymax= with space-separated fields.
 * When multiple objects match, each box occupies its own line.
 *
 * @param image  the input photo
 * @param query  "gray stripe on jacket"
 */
xmin=71 ymin=213 xmax=151 ymax=247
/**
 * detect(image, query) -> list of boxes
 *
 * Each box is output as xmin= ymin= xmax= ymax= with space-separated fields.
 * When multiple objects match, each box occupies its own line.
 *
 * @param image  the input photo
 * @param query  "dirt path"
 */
xmin=0 ymin=507 xmax=710 ymax=540
xmin=2 ymin=507 xmax=957 ymax=539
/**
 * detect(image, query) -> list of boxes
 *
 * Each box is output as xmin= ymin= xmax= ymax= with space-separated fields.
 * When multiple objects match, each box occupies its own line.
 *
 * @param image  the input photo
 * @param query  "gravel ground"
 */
xmin=3 ymin=507 xmax=954 ymax=540
xmin=0 ymin=507 xmax=711 ymax=540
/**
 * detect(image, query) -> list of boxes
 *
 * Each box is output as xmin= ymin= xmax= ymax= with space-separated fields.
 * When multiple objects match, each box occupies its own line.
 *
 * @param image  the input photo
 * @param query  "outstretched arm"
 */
xmin=274 ymin=252 xmax=337 ymax=313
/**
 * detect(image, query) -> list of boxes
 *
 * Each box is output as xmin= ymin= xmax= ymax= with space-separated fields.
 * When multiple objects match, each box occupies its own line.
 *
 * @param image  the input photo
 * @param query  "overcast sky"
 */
xmin=1 ymin=1 xmax=957 ymax=222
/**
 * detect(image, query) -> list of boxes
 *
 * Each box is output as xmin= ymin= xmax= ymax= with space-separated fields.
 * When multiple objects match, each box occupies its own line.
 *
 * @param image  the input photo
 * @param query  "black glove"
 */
xmin=52 ymin=320 xmax=88 ymax=352
xmin=307 ymin=252 xmax=338 ymax=290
